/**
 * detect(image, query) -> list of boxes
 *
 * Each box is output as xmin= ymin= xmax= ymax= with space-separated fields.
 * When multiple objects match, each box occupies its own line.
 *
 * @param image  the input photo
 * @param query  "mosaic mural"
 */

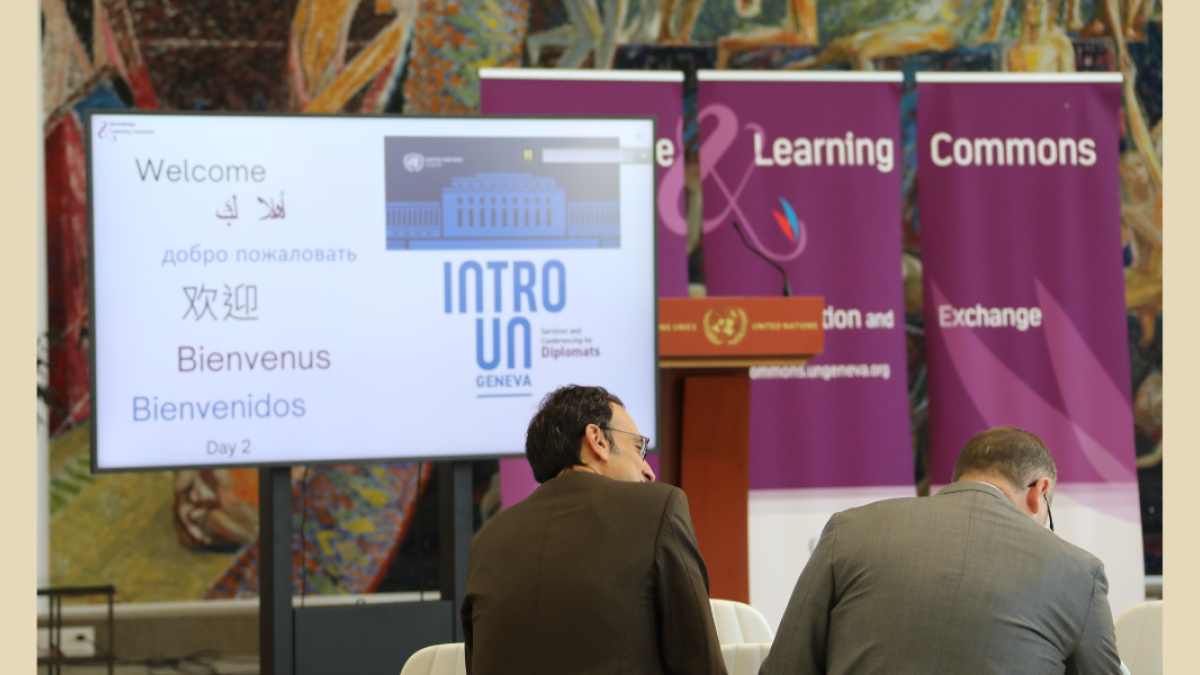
xmin=43 ymin=0 xmax=1163 ymax=602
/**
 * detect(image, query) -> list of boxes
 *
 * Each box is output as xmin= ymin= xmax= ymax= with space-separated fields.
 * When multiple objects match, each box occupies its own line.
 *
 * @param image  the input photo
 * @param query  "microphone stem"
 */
xmin=731 ymin=221 xmax=792 ymax=297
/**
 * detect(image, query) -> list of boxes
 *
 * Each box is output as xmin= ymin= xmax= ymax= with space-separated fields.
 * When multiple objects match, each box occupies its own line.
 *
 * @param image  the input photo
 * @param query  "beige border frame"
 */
xmin=3 ymin=0 xmax=38 ymax=670
xmin=1164 ymin=1 xmax=1188 ymax=671
xmin=3 ymin=1 xmax=1187 ymax=670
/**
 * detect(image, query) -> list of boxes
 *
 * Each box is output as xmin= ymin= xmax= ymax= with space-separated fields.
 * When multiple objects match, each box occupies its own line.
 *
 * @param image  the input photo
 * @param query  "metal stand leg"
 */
xmin=438 ymin=461 xmax=472 ymax=641
xmin=50 ymin=595 xmax=60 ymax=675
xmin=260 ymin=466 xmax=294 ymax=675
xmin=107 ymin=589 xmax=114 ymax=675
xmin=257 ymin=462 xmax=470 ymax=673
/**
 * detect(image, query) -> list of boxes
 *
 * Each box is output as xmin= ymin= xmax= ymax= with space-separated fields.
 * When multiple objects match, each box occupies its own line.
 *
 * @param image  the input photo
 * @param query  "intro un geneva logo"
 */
xmin=403 ymin=152 xmax=425 ymax=172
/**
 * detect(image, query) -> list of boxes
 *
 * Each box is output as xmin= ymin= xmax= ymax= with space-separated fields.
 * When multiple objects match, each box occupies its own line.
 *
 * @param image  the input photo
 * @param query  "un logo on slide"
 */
xmin=703 ymin=306 xmax=748 ymax=346
xmin=403 ymin=152 xmax=425 ymax=172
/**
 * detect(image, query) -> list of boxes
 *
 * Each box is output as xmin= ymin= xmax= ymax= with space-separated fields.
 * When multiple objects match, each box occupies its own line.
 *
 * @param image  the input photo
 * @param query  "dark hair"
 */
xmin=952 ymin=427 xmax=1057 ymax=493
xmin=526 ymin=385 xmax=624 ymax=483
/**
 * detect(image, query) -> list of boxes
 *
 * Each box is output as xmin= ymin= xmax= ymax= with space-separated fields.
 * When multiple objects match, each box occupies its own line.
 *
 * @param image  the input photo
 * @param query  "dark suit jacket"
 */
xmin=462 ymin=471 xmax=726 ymax=675
xmin=762 ymin=481 xmax=1122 ymax=675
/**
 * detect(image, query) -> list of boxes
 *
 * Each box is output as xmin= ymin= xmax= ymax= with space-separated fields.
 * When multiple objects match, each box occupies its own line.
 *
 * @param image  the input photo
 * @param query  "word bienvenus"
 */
xmin=444 ymin=261 xmax=565 ymax=370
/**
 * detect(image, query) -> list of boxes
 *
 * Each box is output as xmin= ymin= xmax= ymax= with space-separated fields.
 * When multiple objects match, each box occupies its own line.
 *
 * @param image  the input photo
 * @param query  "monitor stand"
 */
xmin=258 ymin=461 xmax=473 ymax=675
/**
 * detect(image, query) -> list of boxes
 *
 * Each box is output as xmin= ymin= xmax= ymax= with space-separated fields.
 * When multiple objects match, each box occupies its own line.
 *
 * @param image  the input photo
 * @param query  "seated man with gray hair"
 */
xmin=762 ymin=426 xmax=1122 ymax=675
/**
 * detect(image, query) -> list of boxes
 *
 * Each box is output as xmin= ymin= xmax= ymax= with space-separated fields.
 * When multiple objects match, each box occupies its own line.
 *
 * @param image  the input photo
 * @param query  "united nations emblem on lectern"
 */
xmin=703 ymin=306 xmax=748 ymax=346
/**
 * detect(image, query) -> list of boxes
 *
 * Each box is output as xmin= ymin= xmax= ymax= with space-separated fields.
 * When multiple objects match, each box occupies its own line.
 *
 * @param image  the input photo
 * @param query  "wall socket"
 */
xmin=37 ymin=626 xmax=96 ymax=658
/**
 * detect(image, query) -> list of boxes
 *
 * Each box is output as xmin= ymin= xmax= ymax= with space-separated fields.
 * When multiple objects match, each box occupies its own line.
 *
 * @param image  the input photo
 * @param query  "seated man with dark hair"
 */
xmin=762 ymin=426 xmax=1122 ymax=675
xmin=461 ymin=385 xmax=726 ymax=675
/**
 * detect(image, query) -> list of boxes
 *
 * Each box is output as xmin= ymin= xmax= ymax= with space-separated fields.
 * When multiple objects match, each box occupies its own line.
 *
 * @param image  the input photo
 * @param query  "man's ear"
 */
xmin=583 ymin=424 xmax=612 ymax=462
xmin=1040 ymin=477 xmax=1053 ymax=506
xmin=1026 ymin=477 xmax=1050 ymax=514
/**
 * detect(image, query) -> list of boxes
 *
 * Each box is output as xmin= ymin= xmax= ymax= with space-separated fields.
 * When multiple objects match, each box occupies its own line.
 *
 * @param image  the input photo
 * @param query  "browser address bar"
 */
xmin=541 ymin=148 xmax=653 ymax=164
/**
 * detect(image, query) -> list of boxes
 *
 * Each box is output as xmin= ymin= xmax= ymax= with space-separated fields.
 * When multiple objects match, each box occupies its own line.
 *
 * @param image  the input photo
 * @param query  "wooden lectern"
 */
xmin=656 ymin=297 xmax=824 ymax=603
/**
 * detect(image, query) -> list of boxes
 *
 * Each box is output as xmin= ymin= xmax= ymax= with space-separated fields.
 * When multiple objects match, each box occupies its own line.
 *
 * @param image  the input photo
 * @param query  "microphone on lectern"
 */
xmin=731 ymin=221 xmax=793 ymax=297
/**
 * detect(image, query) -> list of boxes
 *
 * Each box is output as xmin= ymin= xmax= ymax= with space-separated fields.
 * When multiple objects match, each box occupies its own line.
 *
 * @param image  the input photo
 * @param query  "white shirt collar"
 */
xmin=974 ymin=481 xmax=1006 ymax=497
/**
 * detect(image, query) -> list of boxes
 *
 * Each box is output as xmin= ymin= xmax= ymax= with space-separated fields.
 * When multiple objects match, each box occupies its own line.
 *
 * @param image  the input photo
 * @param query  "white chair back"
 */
xmin=710 ymin=599 xmax=775 ymax=645
xmin=399 ymin=643 xmax=466 ymax=675
xmin=1115 ymin=600 xmax=1163 ymax=675
xmin=721 ymin=642 xmax=772 ymax=675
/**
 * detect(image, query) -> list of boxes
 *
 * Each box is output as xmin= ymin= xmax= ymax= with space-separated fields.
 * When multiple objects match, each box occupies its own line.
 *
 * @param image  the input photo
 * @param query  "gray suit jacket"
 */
xmin=462 ymin=471 xmax=726 ymax=675
xmin=762 ymin=482 xmax=1122 ymax=675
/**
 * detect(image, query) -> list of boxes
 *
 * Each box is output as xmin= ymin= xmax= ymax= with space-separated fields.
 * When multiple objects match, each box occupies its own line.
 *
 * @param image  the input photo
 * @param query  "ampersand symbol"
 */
xmin=698 ymin=103 xmax=808 ymax=262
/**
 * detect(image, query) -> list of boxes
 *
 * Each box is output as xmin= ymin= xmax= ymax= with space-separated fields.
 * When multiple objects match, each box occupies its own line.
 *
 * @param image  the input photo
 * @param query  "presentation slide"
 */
xmin=87 ymin=113 xmax=658 ymax=471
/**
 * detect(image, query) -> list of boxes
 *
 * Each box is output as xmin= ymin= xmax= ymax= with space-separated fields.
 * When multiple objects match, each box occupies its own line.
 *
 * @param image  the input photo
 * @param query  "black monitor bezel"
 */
xmin=84 ymin=109 xmax=660 ymax=474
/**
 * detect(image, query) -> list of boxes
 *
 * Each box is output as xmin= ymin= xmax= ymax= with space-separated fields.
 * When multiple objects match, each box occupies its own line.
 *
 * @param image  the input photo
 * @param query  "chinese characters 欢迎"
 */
xmin=182 ymin=284 xmax=258 ymax=321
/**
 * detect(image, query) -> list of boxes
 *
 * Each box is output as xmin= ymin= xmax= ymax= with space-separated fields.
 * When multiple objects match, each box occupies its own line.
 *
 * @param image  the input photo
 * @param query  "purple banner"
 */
xmin=482 ymin=70 xmax=684 ymax=508
xmin=480 ymin=69 xmax=688 ymax=298
xmin=917 ymin=74 xmax=1136 ymax=487
xmin=698 ymin=72 xmax=911 ymax=490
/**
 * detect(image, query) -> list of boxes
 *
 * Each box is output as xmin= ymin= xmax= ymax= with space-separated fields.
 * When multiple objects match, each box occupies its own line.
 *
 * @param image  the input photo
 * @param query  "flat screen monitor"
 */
xmin=87 ymin=112 xmax=658 ymax=471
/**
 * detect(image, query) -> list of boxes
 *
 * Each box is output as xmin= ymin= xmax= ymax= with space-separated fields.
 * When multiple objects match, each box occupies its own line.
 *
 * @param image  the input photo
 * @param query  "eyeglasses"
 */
xmin=1027 ymin=481 xmax=1054 ymax=532
xmin=598 ymin=427 xmax=650 ymax=460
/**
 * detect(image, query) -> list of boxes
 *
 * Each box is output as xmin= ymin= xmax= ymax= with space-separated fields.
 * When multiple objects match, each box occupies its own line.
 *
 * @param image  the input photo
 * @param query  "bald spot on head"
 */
xmin=952 ymin=426 xmax=1057 ymax=496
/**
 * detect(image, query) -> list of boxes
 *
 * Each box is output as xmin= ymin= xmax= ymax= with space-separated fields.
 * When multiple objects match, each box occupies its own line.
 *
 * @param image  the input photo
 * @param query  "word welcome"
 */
xmin=136 ymin=159 xmax=266 ymax=182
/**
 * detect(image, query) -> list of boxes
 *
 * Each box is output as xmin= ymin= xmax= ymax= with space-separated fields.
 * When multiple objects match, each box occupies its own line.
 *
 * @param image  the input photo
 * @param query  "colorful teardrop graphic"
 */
xmin=772 ymin=211 xmax=794 ymax=243
xmin=772 ymin=197 xmax=801 ymax=243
